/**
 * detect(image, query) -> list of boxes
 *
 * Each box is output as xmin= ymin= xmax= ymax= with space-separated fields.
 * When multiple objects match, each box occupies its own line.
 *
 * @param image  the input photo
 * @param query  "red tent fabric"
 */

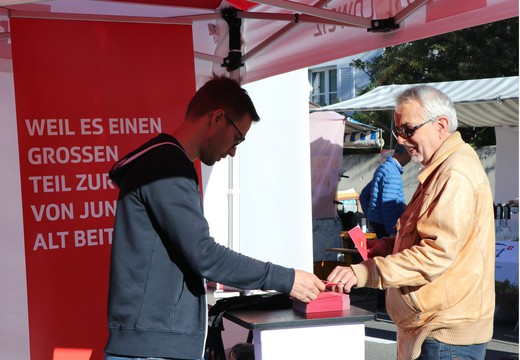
xmin=0 ymin=0 xmax=517 ymax=85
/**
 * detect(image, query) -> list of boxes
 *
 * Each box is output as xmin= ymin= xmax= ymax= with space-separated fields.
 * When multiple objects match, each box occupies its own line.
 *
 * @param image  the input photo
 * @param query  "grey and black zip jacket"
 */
xmin=104 ymin=133 xmax=294 ymax=359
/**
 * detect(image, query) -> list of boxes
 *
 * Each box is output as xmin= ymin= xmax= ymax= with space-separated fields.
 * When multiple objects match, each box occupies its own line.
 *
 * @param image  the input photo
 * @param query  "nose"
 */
xmin=227 ymin=147 xmax=237 ymax=157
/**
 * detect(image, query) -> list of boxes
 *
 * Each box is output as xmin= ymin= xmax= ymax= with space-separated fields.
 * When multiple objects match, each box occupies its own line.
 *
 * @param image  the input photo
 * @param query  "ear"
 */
xmin=213 ymin=109 xmax=224 ymax=121
xmin=208 ymin=111 xmax=219 ymax=128
xmin=437 ymin=116 xmax=450 ymax=137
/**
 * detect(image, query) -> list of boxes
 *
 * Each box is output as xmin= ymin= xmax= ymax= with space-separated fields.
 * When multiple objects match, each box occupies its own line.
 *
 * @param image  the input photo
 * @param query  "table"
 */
xmin=222 ymin=303 xmax=374 ymax=359
xmin=325 ymin=247 xmax=363 ymax=265
xmin=340 ymin=231 xmax=377 ymax=240
xmin=325 ymin=247 xmax=360 ymax=255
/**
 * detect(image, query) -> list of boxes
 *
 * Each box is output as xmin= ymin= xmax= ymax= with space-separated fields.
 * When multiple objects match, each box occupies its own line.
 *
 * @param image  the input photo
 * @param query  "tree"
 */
xmin=349 ymin=17 xmax=519 ymax=148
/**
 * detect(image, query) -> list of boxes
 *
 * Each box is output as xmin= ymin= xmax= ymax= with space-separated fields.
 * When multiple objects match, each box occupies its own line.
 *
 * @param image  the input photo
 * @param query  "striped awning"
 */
xmin=344 ymin=130 xmax=384 ymax=148
xmin=310 ymin=111 xmax=385 ymax=148
xmin=318 ymin=77 xmax=519 ymax=128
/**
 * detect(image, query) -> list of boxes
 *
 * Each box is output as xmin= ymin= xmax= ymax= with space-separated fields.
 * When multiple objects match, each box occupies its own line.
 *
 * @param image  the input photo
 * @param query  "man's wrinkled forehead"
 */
xmin=393 ymin=105 xmax=405 ymax=123
xmin=393 ymin=110 xmax=401 ymax=123
xmin=394 ymin=100 xmax=422 ymax=122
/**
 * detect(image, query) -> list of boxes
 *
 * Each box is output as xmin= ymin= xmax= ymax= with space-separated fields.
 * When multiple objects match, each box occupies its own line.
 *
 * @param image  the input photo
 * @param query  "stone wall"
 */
xmin=339 ymin=146 xmax=496 ymax=204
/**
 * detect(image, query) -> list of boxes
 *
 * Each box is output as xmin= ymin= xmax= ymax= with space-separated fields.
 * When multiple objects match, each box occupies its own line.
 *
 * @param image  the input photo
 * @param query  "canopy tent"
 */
xmin=0 ymin=0 xmax=517 ymax=86
xmin=309 ymin=111 xmax=383 ymax=223
xmin=0 ymin=2 xmax=518 ymax=359
xmin=318 ymin=76 xmax=519 ymax=127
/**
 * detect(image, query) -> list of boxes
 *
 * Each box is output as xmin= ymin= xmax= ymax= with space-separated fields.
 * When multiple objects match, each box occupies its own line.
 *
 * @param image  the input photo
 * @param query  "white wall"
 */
xmin=201 ymin=159 xmax=231 ymax=248
xmin=495 ymin=127 xmax=519 ymax=204
xmin=0 ymin=59 xmax=30 ymax=359
xmin=241 ymin=69 xmax=313 ymax=271
xmin=203 ymin=69 xmax=313 ymax=272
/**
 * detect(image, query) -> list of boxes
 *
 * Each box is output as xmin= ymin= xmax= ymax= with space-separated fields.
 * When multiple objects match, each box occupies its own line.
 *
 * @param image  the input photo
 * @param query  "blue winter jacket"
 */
xmin=359 ymin=157 xmax=406 ymax=236
xmin=105 ymin=133 xmax=294 ymax=359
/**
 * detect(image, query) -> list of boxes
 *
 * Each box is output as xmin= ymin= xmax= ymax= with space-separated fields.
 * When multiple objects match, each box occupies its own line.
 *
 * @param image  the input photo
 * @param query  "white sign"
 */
xmin=496 ymin=241 xmax=519 ymax=286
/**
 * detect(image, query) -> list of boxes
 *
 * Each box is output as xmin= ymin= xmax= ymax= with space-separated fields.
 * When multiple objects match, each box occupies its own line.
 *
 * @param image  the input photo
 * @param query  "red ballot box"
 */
xmin=292 ymin=291 xmax=350 ymax=313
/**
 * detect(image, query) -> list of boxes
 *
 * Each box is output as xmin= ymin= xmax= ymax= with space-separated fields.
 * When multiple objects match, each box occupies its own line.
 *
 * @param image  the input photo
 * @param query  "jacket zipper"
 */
xmin=407 ymin=288 xmax=421 ymax=322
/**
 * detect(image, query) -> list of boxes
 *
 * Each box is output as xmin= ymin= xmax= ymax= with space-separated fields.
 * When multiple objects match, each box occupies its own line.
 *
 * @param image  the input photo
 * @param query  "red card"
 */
xmin=347 ymin=226 xmax=368 ymax=260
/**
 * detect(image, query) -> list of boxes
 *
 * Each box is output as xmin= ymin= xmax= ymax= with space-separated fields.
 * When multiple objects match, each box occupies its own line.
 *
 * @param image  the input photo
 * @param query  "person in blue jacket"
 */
xmin=359 ymin=144 xmax=411 ymax=314
xmin=104 ymin=75 xmax=325 ymax=360
xmin=360 ymin=144 xmax=411 ymax=238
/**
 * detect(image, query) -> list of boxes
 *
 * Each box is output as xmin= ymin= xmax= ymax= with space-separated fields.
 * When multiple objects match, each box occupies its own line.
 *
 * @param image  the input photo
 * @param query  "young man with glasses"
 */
xmin=328 ymin=85 xmax=495 ymax=360
xmin=104 ymin=75 xmax=325 ymax=360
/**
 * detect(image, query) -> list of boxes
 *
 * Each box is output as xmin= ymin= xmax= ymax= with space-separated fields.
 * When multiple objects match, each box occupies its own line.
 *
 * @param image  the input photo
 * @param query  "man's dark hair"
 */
xmin=393 ymin=143 xmax=411 ymax=166
xmin=185 ymin=74 xmax=260 ymax=122
xmin=394 ymin=144 xmax=408 ymax=155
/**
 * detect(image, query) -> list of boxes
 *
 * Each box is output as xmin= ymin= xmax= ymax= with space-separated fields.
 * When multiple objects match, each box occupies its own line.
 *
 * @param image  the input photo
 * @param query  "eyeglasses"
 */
xmin=224 ymin=113 xmax=245 ymax=147
xmin=392 ymin=117 xmax=437 ymax=139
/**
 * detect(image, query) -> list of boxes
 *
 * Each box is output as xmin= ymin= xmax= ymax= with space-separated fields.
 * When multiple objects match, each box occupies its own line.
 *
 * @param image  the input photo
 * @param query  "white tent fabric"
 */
xmin=309 ymin=111 xmax=344 ymax=219
xmin=318 ymin=76 xmax=519 ymax=127
xmin=309 ymin=109 xmax=383 ymax=261
xmin=0 ymin=1 xmax=517 ymax=86
xmin=310 ymin=111 xmax=384 ymax=148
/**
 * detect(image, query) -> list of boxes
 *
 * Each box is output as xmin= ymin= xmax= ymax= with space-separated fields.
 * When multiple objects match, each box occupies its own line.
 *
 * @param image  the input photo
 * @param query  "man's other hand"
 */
xmin=289 ymin=270 xmax=326 ymax=303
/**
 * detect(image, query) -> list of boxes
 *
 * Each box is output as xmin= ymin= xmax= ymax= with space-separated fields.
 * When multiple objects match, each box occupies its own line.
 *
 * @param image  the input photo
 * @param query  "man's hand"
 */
xmin=289 ymin=270 xmax=325 ymax=303
xmin=326 ymin=266 xmax=358 ymax=293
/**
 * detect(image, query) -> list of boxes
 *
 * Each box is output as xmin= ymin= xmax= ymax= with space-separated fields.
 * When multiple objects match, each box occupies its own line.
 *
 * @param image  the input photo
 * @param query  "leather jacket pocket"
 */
xmin=386 ymin=287 xmax=422 ymax=329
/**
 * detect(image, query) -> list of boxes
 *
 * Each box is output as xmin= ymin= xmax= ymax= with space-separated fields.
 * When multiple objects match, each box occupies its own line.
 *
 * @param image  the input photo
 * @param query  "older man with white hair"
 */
xmin=328 ymin=85 xmax=495 ymax=360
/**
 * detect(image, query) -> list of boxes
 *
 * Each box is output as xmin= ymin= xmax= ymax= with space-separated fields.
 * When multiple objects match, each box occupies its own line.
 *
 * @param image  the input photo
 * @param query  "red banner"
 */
xmin=10 ymin=18 xmax=195 ymax=360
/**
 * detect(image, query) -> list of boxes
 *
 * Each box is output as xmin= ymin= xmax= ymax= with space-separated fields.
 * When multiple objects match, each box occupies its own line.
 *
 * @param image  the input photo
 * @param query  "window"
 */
xmin=309 ymin=67 xmax=338 ymax=106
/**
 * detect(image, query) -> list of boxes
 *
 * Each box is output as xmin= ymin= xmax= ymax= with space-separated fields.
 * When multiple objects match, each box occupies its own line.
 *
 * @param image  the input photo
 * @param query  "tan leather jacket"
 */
xmin=352 ymin=132 xmax=495 ymax=359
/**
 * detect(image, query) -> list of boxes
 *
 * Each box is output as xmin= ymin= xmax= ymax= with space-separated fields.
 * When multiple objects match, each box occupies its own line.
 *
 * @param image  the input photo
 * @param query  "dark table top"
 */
xmin=222 ymin=304 xmax=375 ymax=331
xmin=325 ymin=247 xmax=360 ymax=254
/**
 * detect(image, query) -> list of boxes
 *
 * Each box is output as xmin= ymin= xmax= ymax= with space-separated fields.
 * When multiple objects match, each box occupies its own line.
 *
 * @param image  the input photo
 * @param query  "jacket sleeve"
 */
xmin=352 ymin=167 xmax=475 ymax=289
xmin=140 ymin=172 xmax=294 ymax=294
xmin=359 ymin=181 xmax=372 ymax=216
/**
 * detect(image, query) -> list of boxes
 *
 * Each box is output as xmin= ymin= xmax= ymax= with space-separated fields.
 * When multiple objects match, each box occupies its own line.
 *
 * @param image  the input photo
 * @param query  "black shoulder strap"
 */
xmin=205 ymin=292 xmax=292 ymax=360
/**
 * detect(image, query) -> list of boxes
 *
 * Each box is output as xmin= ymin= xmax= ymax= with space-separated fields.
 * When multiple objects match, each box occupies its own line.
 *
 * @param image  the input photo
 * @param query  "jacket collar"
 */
xmin=388 ymin=156 xmax=405 ymax=174
xmin=417 ymin=131 xmax=465 ymax=184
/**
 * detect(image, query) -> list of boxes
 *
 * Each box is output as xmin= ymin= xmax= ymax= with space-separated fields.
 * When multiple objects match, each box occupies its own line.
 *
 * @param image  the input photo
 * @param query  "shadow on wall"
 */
xmin=310 ymin=134 xmax=345 ymax=220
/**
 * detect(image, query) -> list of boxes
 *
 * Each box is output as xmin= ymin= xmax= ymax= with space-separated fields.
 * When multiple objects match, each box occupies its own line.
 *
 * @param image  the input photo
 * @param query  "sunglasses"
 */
xmin=392 ymin=117 xmax=437 ymax=139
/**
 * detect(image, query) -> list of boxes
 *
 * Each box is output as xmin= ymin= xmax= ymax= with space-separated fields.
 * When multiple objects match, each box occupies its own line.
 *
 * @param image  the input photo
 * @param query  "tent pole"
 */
xmin=227 ymin=68 xmax=241 ymax=251
xmin=222 ymin=7 xmax=244 ymax=251
xmin=253 ymin=0 xmax=370 ymax=27
xmin=394 ymin=0 xmax=430 ymax=24
xmin=243 ymin=0 xmax=331 ymax=62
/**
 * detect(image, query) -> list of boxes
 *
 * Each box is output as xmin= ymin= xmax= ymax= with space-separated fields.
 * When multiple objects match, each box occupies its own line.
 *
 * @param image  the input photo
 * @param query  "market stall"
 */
xmin=0 ymin=1 xmax=517 ymax=359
